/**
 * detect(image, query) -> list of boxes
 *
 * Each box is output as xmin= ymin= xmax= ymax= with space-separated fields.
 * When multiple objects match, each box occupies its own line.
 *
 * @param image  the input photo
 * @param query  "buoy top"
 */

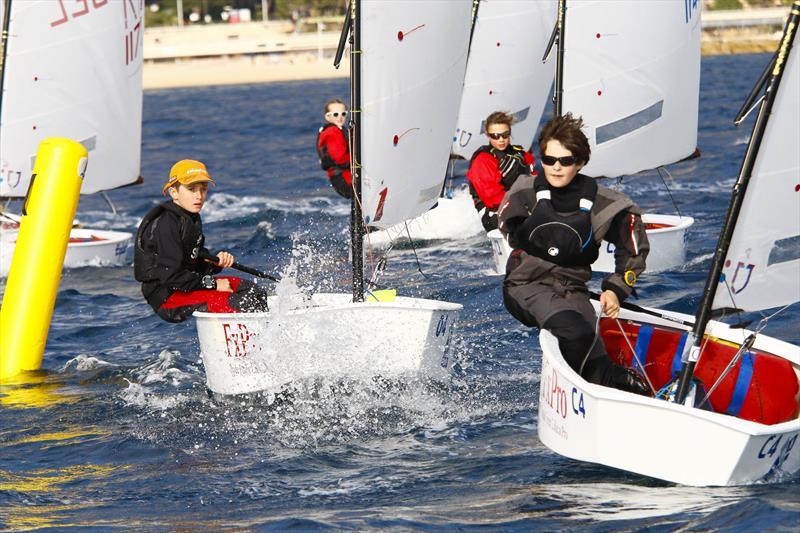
xmin=162 ymin=159 xmax=216 ymax=195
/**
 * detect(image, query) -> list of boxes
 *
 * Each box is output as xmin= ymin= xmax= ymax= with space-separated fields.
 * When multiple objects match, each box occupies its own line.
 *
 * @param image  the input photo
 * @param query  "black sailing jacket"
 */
xmin=134 ymin=202 xmax=220 ymax=310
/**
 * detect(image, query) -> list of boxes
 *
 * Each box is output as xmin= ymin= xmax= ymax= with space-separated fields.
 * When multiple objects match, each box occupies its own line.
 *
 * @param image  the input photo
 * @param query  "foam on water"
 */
xmin=202 ymin=192 xmax=350 ymax=223
xmin=62 ymin=354 xmax=119 ymax=372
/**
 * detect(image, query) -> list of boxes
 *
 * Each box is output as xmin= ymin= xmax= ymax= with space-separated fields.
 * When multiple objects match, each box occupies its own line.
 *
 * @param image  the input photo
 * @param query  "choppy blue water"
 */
xmin=1 ymin=52 xmax=798 ymax=531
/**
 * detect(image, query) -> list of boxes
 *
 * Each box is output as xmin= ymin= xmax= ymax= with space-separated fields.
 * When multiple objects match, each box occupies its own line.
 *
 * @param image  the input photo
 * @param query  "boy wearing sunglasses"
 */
xmin=466 ymin=111 xmax=536 ymax=231
xmin=498 ymin=114 xmax=650 ymax=396
xmin=134 ymin=159 xmax=271 ymax=323
xmin=316 ymin=98 xmax=353 ymax=199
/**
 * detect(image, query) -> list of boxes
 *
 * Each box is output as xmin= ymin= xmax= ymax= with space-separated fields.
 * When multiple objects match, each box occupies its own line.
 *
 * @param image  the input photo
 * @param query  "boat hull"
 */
xmin=195 ymin=293 xmax=462 ymax=396
xmin=537 ymin=304 xmax=800 ymax=486
xmin=488 ymin=214 xmax=694 ymax=275
xmin=364 ymin=187 xmax=483 ymax=247
xmin=1 ymin=227 xmax=132 ymax=277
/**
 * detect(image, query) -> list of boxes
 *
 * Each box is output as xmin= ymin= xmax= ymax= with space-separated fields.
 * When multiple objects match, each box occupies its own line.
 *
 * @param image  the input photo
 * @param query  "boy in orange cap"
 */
xmin=134 ymin=159 xmax=270 ymax=322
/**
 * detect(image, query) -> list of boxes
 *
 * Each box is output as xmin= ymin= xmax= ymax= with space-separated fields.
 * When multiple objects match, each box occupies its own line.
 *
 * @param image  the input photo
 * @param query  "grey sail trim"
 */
xmin=768 ymin=234 xmax=800 ymax=265
xmin=596 ymin=100 xmax=663 ymax=144
xmin=479 ymin=106 xmax=530 ymax=134
xmin=29 ymin=135 xmax=96 ymax=171
xmin=418 ymin=183 xmax=442 ymax=203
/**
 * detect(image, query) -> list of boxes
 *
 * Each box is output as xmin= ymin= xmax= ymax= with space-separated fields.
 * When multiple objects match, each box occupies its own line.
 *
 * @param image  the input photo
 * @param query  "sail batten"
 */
xmin=452 ymin=0 xmax=558 ymax=160
xmin=0 ymin=0 xmax=143 ymax=197
xmin=561 ymin=0 xmax=701 ymax=178
xmin=359 ymin=0 xmax=473 ymax=229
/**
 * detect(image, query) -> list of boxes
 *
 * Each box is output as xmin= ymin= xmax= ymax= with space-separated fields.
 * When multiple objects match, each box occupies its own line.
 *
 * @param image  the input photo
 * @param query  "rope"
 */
xmin=405 ymin=223 xmax=428 ymax=279
xmin=697 ymin=333 xmax=755 ymax=410
xmin=656 ymin=166 xmax=683 ymax=219
xmin=686 ymin=303 xmax=792 ymax=408
xmin=578 ymin=311 xmax=602 ymax=376
xmin=613 ymin=318 xmax=657 ymax=396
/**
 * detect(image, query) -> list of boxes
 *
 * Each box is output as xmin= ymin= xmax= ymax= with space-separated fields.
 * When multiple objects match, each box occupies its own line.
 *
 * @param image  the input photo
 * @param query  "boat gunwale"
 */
xmin=194 ymin=293 xmax=463 ymax=320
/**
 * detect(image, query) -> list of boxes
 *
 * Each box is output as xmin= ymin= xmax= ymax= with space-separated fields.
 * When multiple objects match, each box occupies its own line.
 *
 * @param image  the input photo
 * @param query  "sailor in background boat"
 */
xmin=499 ymin=114 xmax=650 ymax=395
xmin=134 ymin=160 xmax=271 ymax=323
xmin=316 ymin=98 xmax=353 ymax=199
xmin=466 ymin=111 xmax=536 ymax=231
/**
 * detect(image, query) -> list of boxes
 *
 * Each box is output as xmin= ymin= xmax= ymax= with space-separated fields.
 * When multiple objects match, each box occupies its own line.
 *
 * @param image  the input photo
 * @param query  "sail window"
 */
xmin=28 ymin=136 xmax=96 ymax=171
xmin=79 ymin=135 xmax=97 ymax=152
xmin=767 ymin=235 xmax=800 ymax=265
xmin=596 ymin=100 xmax=663 ymax=145
xmin=418 ymin=184 xmax=441 ymax=203
xmin=479 ymin=107 xmax=530 ymax=134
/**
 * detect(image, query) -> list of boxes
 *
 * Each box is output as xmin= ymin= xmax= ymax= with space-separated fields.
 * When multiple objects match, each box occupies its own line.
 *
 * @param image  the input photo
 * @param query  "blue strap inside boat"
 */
xmin=633 ymin=325 xmax=653 ymax=371
xmin=671 ymin=333 xmax=688 ymax=377
xmin=727 ymin=351 xmax=754 ymax=417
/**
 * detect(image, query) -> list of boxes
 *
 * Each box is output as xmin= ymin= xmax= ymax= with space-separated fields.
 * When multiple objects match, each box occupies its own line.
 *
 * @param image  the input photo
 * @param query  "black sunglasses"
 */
xmin=541 ymin=155 xmax=580 ymax=167
xmin=487 ymin=131 xmax=511 ymax=140
xmin=327 ymin=111 xmax=348 ymax=117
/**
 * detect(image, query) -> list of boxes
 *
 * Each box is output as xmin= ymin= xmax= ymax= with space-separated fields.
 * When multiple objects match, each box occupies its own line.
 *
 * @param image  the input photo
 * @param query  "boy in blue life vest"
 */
xmin=134 ymin=159 xmax=270 ymax=323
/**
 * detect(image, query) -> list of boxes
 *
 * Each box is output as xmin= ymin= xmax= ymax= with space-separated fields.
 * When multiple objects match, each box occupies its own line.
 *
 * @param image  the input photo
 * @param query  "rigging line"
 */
xmin=367 ymin=240 xmax=395 ymax=290
xmin=100 ymin=191 xmax=118 ymax=215
xmin=735 ymin=94 xmax=766 ymax=127
xmin=697 ymin=333 xmax=756 ymax=410
xmin=698 ymin=301 xmax=798 ymax=408
xmin=367 ymin=255 xmax=388 ymax=291
xmin=754 ymin=302 xmax=795 ymax=332
xmin=578 ymin=311 xmax=603 ymax=376
xmin=656 ymin=166 xmax=683 ymax=219
xmin=717 ymin=277 xmax=753 ymax=328
xmin=613 ymin=319 xmax=657 ymax=396
xmin=347 ymin=136 xmax=376 ymax=275
xmin=404 ymin=223 xmax=427 ymax=279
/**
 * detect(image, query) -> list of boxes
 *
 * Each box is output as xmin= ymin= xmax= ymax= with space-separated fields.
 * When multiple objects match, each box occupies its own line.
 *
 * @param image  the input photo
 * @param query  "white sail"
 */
xmin=360 ymin=0 xmax=472 ymax=229
xmin=562 ymin=0 xmax=701 ymax=177
xmin=452 ymin=0 xmax=558 ymax=160
xmin=0 ymin=0 xmax=144 ymax=197
xmin=713 ymin=34 xmax=800 ymax=313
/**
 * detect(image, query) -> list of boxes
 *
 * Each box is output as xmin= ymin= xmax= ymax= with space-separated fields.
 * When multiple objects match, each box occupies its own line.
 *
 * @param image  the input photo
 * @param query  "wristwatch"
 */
xmin=201 ymin=275 xmax=216 ymax=290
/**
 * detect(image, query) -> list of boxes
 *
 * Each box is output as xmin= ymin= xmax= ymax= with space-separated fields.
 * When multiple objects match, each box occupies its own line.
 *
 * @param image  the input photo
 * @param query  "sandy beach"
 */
xmin=142 ymin=15 xmax=783 ymax=90
xmin=143 ymin=53 xmax=348 ymax=90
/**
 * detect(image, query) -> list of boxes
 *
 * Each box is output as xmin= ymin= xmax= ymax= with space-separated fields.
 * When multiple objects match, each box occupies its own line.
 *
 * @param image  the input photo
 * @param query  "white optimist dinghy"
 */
xmin=490 ymin=0 xmax=700 ymax=275
xmin=365 ymin=0 xmax=558 ymax=247
xmin=0 ymin=0 xmax=143 ymax=277
xmin=195 ymin=0 xmax=471 ymax=396
xmin=488 ymin=214 xmax=694 ymax=275
xmin=538 ymin=7 xmax=800 ymax=486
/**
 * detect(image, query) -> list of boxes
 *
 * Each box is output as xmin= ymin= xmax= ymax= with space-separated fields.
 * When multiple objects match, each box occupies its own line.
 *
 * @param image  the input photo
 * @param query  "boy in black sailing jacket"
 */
xmin=498 ymin=114 xmax=650 ymax=395
xmin=134 ymin=159 xmax=270 ymax=323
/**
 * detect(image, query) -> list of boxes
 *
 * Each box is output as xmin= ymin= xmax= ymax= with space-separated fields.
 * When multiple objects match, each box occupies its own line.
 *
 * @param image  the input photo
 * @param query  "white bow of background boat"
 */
xmin=537 ymin=3 xmax=800 ymax=486
xmin=195 ymin=0 xmax=472 ymax=396
xmin=0 ymin=0 xmax=143 ymax=277
xmin=488 ymin=213 xmax=695 ymax=275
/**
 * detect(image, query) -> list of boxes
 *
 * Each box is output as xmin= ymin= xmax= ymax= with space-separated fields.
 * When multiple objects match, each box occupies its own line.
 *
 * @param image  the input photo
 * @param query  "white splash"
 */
xmin=119 ymin=379 xmax=187 ymax=410
xmin=62 ymin=354 xmax=118 ymax=372
xmin=134 ymin=349 xmax=193 ymax=386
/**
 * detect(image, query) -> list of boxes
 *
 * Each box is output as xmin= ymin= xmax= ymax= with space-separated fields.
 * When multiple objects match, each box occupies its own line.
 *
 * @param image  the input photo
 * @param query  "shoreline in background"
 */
xmin=142 ymin=39 xmax=778 ymax=91
xmin=143 ymin=14 xmax=784 ymax=90
xmin=143 ymin=53 xmax=348 ymax=90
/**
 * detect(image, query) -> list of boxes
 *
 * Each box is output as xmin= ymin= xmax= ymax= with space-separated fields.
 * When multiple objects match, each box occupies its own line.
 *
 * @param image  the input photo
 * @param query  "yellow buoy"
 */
xmin=0 ymin=138 xmax=87 ymax=380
